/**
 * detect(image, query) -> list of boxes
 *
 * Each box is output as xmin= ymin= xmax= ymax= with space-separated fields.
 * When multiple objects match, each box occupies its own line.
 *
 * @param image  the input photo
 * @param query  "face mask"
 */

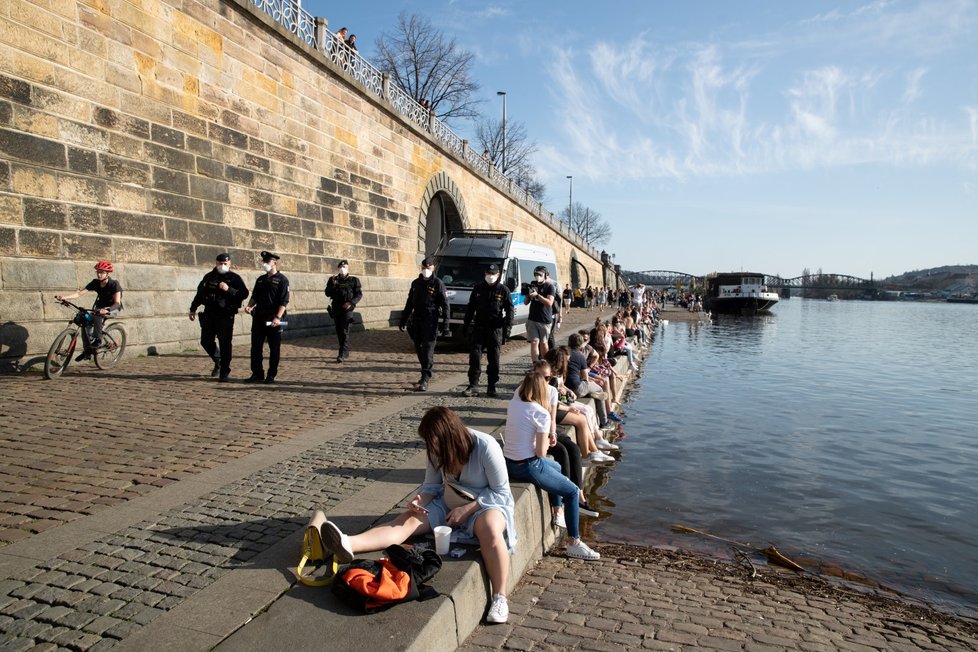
xmin=485 ymin=274 xmax=499 ymax=284
xmin=262 ymin=263 xmax=273 ymax=273
xmin=534 ymin=274 xmax=544 ymax=282
xmin=421 ymin=268 xmax=433 ymax=279
xmin=339 ymin=267 xmax=349 ymax=276
xmin=217 ymin=264 xmax=229 ymax=274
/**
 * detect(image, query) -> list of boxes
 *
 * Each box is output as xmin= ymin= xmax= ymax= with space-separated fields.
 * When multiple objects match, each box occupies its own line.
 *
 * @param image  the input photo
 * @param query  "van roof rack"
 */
xmin=438 ymin=230 xmax=514 ymax=259
xmin=445 ymin=230 xmax=512 ymax=240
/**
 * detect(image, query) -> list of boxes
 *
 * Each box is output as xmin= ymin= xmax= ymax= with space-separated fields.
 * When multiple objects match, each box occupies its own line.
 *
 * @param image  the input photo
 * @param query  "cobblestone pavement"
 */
xmin=459 ymin=545 xmax=978 ymax=651
xmin=0 ymin=311 xmax=608 ymax=651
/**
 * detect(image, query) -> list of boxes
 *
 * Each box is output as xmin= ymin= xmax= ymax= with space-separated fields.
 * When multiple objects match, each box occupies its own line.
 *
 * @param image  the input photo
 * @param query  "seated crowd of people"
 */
xmin=319 ymin=297 xmax=658 ymax=624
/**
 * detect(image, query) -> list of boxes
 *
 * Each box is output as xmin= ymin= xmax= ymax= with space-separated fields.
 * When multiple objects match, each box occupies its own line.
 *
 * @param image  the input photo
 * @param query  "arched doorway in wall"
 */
xmin=419 ymin=172 xmax=467 ymax=259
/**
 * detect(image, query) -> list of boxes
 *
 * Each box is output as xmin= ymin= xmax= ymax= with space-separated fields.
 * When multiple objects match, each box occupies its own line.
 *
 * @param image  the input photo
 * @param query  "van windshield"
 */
xmin=437 ymin=257 xmax=502 ymax=288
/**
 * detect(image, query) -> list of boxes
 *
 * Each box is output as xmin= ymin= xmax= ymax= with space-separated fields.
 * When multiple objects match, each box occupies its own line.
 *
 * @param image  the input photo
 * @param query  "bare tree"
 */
xmin=559 ymin=201 xmax=612 ymax=245
xmin=374 ymin=12 xmax=482 ymax=122
xmin=475 ymin=118 xmax=546 ymax=201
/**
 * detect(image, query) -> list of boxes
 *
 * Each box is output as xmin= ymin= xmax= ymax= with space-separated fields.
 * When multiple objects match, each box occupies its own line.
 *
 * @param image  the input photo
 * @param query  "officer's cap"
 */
xmin=337 ymin=259 xmax=349 ymax=267
xmin=260 ymin=250 xmax=280 ymax=261
xmin=421 ymin=257 xmax=435 ymax=267
xmin=486 ymin=263 xmax=500 ymax=273
xmin=216 ymin=253 xmax=230 ymax=262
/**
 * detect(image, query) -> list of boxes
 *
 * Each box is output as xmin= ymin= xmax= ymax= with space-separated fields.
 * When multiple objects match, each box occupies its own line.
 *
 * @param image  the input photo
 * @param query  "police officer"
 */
xmin=189 ymin=253 xmax=248 ymax=381
xmin=243 ymin=251 xmax=290 ymax=384
xmin=324 ymin=259 xmax=362 ymax=363
xmin=461 ymin=263 xmax=513 ymax=398
xmin=399 ymin=257 xmax=449 ymax=392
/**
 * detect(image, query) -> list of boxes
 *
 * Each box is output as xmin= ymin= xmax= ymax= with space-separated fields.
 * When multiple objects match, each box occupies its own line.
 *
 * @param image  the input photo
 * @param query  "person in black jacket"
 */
xmin=399 ymin=257 xmax=449 ymax=392
xmin=189 ymin=253 xmax=249 ymax=381
xmin=461 ymin=263 xmax=514 ymax=398
xmin=324 ymin=259 xmax=363 ymax=363
xmin=244 ymin=251 xmax=290 ymax=384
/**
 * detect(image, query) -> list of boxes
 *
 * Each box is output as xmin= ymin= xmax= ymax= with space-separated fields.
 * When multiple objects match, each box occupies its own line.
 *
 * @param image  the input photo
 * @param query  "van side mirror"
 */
xmin=506 ymin=278 xmax=516 ymax=292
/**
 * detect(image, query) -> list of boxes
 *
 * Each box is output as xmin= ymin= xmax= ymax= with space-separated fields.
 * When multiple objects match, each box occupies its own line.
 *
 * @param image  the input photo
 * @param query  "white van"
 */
xmin=434 ymin=231 xmax=558 ymax=342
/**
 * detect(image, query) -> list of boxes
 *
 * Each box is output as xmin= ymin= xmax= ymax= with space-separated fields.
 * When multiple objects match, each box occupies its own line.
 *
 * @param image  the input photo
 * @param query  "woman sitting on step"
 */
xmin=319 ymin=406 xmax=516 ymax=624
xmin=503 ymin=372 xmax=601 ymax=561
xmin=544 ymin=348 xmax=617 ymax=460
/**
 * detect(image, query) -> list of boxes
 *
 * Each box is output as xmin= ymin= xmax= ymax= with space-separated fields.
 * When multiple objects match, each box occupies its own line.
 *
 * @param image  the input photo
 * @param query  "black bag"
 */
xmin=332 ymin=544 xmax=441 ymax=613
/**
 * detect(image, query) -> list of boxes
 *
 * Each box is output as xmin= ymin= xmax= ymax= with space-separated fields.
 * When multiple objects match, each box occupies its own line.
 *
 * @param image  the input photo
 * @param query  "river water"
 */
xmin=590 ymin=298 xmax=978 ymax=618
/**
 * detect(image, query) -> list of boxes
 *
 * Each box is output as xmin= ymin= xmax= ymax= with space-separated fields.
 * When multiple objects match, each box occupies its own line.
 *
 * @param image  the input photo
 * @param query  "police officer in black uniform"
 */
xmin=324 ymin=259 xmax=362 ymax=363
xmin=243 ymin=251 xmax=290 ymax=384
xmin=461 ymin=263 xmax=514 ymax=398
xmin=399 ymin=257 xmax=449 ymax=392
xmin=189 ymin=252 xmax=249 ymax=381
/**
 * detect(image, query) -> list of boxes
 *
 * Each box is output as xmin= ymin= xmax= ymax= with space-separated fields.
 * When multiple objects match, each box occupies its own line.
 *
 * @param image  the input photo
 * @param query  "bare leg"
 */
xmin=346 ymin=511 xmax=431 ymax=554
xmin=474 ymin=509 xmax=509 ymax=596
xmin=529 ymin=340 xmax=540 ymax=363
xmin=564 ymin=412 xmax=595 ymax=455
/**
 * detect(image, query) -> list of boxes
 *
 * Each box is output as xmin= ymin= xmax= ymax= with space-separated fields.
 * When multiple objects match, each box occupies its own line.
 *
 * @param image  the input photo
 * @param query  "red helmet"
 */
xmin=94 ymin=261 xmax=114 ymax=273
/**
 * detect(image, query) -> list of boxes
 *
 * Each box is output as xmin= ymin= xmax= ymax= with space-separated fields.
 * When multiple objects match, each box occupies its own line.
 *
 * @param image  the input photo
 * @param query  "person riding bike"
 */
xmin=55 ymin=261 xmax=123 ymax=361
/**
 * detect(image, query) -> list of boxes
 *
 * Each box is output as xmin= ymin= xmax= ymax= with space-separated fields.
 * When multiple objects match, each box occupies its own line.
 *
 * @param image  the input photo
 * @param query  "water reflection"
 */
xmin=595 ymin=300 xmax=978 ymax=618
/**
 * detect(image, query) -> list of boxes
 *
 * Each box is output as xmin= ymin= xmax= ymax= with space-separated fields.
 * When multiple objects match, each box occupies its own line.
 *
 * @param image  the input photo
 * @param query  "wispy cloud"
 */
xmin=539 ymin=0 xmax=978 ymax=182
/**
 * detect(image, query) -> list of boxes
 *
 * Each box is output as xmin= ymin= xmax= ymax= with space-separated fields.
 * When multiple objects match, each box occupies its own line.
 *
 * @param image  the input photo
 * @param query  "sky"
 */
xmin=304 ymin=0 xmax=978 ymax=279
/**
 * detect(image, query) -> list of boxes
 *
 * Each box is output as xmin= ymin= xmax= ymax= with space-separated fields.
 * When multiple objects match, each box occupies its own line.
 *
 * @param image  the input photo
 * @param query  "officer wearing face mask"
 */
xmin=399 ymin=257 xmax=449 ymax=392
xmin=243 ymin=251 xmax=290 ymax=384
xmin=189 ymin=253 xmax=249 ymax=381
xmin=461 ymin=263 xmax=514 ymax=398
xmin=324 ymin=259 xmax=362 ymax=362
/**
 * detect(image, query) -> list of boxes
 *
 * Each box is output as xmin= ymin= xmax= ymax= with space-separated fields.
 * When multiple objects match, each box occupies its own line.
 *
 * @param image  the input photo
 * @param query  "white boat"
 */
xmin=704 ymin=272 xmax=779 ymax=315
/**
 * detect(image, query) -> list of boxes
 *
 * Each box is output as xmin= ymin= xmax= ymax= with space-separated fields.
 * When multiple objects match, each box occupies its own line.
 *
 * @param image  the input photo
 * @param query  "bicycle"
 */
xmin=44 ymin=299 xmax=127 ymax=379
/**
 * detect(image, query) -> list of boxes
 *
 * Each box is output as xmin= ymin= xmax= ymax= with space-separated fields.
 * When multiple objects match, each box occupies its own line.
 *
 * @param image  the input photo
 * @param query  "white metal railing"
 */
xmin=247 ymin=0 xmax=600 ymax=258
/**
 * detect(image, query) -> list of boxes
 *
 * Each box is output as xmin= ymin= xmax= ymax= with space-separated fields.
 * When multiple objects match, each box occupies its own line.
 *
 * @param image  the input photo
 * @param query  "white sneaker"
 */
xmin=486 ymin=593 xmax=509 ymax=623
xmin=321 ymin=520 xmax=354 ymax=564
xmin=566 ymin=540 xmax=600 ymax=560
xmin=595 ymin=437 xmax=619 ymax=451
xmin=553 ymin=508 xmax=566 ymax=529
xmin=587 ymin=451 xmax=615 ymax=463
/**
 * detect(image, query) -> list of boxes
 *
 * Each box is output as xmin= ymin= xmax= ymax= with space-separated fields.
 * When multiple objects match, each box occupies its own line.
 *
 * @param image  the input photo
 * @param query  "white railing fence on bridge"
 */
xmin=248 ymin=0 xmax=599 ymax=260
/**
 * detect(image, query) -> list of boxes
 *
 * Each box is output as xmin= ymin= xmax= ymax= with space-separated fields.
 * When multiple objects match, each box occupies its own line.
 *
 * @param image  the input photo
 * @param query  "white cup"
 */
xmin=433 ymin=525 xmax=452 ymax=555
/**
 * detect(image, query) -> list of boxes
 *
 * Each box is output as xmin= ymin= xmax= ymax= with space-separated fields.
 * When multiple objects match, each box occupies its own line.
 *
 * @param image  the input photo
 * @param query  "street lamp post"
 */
xmin=566 ymin=175 xmax=573 ymax=229
xmin=496 ymin=91 xmax=507 ymax=173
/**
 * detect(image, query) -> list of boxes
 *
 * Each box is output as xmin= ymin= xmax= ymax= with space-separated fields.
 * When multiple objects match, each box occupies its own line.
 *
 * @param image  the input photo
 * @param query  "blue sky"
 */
xmin=304 ymin=0 xmax=977 ymax=279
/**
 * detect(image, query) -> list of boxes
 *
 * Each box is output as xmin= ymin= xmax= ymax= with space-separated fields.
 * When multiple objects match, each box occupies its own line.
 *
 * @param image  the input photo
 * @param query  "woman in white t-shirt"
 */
xmin=503 ymin=372 xmax=600 ymax=560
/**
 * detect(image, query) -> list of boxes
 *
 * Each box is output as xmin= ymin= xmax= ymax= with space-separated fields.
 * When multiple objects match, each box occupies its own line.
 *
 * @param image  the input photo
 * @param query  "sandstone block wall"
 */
xmin=0 ymin=0 xmax=605 ymax=367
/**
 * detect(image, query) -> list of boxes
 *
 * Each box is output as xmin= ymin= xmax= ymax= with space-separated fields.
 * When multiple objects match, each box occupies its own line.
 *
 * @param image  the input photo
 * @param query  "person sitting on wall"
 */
xmin=319 ymin=406 xmax=516 ymax=624
xmin=544 ymin=347 xmax=617 ymax=462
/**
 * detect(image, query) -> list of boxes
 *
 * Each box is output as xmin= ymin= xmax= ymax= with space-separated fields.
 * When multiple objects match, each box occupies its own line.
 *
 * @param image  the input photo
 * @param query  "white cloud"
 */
xmin=902 ymin=67 xmax=927 ymax=104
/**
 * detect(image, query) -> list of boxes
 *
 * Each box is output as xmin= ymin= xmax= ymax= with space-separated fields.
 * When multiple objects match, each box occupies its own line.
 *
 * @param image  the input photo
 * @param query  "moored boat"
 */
xmin=704 ymin=272 xmax=779 ymax=315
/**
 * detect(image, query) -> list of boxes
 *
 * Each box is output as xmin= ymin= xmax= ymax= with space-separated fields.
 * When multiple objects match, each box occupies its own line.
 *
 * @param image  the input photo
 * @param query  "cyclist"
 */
xmin=55 ymin=261 xmax=123 ymax=361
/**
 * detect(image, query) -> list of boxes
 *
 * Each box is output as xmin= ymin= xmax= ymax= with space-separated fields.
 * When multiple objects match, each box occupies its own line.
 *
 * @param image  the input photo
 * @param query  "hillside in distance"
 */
xmin=881 ymin=265 xmax=978 ymax=292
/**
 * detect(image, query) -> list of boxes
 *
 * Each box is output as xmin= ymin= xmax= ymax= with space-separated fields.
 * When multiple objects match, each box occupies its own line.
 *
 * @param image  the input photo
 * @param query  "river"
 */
xmin=589 ymin=298 xmax=978 ymax=618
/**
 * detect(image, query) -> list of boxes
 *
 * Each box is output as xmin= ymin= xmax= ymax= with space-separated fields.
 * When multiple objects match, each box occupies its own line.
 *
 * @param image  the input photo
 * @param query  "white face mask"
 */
xmin=338 ymin=266 xmax=349 ymax=276
xmin=262 ymin=262 xmax=273 ymax=273
xmin=485 ymin=274 xmax=499 ymax=284
xmin=217 ymin=264 xmax=229 ymax=274
xmin=421 ymin=268 xmax=433 ymax=278
xmin=534 ymin=274 xmax=544 ymax=282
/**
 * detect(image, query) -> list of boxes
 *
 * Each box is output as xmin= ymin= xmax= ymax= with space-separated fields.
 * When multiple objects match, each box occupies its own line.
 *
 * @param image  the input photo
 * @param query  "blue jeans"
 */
xmin=506 ymin=456 xmax=580 ymax=539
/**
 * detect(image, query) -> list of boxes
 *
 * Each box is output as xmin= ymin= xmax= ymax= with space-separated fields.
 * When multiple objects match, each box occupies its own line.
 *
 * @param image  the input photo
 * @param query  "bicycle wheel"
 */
xmin=44 ymin=328 xmax=78 ymax=379
xmin=94 ymin=323 xmax=127 ymax=369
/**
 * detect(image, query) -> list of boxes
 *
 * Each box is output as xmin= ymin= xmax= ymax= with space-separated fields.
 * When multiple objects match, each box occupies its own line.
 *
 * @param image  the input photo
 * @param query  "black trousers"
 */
xmin=548 ymin=433 xmax=584 ymax=490
xmin=200 ymin=312 xmax=235 ymax=375
xmin=333 ymin=306 xmax=352 ymax=357
xmin=250 ymin=319 xmax=282 ymax=379
xmin=409 ymin=318 xmax=438 ymax=380
xmin=468 ymin=326 xmax=502 ymax=387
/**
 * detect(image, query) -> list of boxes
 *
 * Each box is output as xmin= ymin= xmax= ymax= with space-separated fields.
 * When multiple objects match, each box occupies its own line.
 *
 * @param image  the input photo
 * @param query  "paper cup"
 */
xmin=434 ymin=525 xmax=452 ymax=555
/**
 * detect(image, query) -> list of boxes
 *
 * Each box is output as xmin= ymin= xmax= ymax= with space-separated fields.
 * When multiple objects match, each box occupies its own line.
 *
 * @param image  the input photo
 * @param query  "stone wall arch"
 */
xmin=419 ymin=172 xmax=468 ymax=260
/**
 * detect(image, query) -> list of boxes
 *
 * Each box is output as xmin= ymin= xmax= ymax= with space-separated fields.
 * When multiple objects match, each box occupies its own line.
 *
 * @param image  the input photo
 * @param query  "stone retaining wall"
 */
xmin=0 ymin=0 xmax=606 ymax=364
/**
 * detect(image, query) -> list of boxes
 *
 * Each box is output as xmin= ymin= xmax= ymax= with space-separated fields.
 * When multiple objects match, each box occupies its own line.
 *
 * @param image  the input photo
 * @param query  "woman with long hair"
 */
xmin=320 ymin=406 xmax=515 ymax=623
xmin=503 ymin=373 xmax=600 ymax=560
xmin=544 ymin=348 xmax=617 ymax=460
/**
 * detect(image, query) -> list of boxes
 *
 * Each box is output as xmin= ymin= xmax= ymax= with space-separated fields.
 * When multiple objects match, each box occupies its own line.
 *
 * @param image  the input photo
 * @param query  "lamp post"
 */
xmin=496 ymin=91 xmax=507 ymax=173
xmin=566 ymin=175 xmax=573 ymax=229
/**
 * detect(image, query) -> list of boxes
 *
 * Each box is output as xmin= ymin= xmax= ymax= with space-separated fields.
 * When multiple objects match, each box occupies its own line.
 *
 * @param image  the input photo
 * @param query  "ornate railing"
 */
xmin=245 ymin=0 xmax=601 ymax=259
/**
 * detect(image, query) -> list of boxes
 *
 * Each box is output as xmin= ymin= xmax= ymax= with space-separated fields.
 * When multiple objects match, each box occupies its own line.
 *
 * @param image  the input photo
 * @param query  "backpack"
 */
xmin=332 ymin=544 xmax=442 ymax=613
xmin=296 ymin=510 xmax=339 ymax=587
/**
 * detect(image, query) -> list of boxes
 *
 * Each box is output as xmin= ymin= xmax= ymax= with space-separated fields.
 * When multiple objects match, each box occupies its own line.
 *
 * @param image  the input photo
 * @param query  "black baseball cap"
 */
xmin=216 ymin=253 xmax=230 ymax=262
xmin=260 ymin=250 xmax=280 ymax=261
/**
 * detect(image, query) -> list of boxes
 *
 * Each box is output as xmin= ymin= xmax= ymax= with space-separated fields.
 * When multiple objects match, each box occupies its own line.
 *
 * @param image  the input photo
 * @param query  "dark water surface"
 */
xmin=593 ymin=298 xmax=978 ymax=617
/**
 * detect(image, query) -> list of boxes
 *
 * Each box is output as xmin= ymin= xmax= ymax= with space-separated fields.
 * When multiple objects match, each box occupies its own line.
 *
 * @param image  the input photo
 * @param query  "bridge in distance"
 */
xmin=622 ymin=270 xmax=907 ymax=292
